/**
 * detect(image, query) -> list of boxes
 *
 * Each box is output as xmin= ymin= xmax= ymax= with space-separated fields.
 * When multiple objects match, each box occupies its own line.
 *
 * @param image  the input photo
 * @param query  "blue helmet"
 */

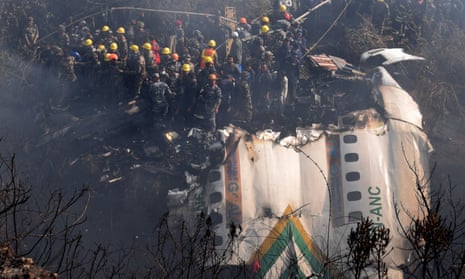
xmin=70 ymin=51 xmax=81 ymax=62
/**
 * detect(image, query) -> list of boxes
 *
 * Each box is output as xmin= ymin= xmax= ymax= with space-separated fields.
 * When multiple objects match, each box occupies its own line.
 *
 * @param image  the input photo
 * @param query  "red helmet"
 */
xmin=176 ymin=19 xmax=183 ymax=26
xmin=284 ymin=12 xmax=291 ymax=21
xmin=108 ymin=53 xmax=118 ymax=61
xmin=239 ymin=17 xmax=247 ymax=24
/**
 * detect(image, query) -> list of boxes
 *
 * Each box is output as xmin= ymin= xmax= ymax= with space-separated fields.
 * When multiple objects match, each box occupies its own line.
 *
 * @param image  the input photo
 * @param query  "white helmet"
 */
xmin=231 ymin=31 xmax=239 ymax=38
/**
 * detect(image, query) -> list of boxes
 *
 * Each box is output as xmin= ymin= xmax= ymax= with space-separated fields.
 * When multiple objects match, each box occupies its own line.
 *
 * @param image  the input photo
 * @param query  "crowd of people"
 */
xmin=24 ymin=4 xmax=314 ymax=133
xmin=17 ymin=0 xmax=444 ymax=133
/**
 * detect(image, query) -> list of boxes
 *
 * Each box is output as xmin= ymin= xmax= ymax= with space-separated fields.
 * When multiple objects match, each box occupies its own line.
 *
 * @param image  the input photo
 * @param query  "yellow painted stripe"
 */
xmin=247 ymin=205 xmax=293 ymax=265
xmin=289 ymin=215 xmax=325 ymax=263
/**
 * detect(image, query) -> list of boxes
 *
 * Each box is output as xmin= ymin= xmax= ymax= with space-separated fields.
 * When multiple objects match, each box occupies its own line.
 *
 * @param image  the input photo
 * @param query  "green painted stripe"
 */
xmin=258 ymin=223 xmax=291 ymax=277
xmin=290 ymin=222 xmax=326 ymax=274
xmin=258 ymin=222 xmax=327 ymax=277
xmin=278 ymin=265 xmax=306 ymax=279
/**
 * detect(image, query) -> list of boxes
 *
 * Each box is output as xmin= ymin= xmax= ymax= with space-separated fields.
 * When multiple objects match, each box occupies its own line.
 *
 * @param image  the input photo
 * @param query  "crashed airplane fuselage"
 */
xmin=169 ymin=51 xmax=432 ymax=278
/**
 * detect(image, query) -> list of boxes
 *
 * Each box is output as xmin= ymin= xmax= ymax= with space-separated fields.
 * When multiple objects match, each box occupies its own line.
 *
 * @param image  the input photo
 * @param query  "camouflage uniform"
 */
xmin=125 ymin=51 xmax=146 ymax=97
xmin=145 ymin=76 xmax=173 ymax=129
xmin=194 ymin=80 xmax=222 ymax=132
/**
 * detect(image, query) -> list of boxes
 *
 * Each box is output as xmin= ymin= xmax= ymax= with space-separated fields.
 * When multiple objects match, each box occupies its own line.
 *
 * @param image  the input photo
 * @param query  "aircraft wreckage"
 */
xmin=167 ymin=49 xmax=432 ymax=278
xmin=35 ymin=48 xmax=431 ymax=277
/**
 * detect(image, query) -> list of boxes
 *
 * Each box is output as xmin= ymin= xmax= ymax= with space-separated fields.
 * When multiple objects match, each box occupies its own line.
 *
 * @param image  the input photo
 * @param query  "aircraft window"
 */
xmin=215 ymin=236 xmax=223 ymax=246
xmin=345 ymin=153 xmax=359 ymax=162
xmin=210 ymin=192 xmax=222 ymax=203
xmin=347 ymin=191 xmax=362 ymax=201
xmin=343 ymin=135 xmax=357 ymax=144
xmin=209 ymin=212 xmax=223 ymax=226
xmin=346 ymin=172 xmax=360 ymax=181
xmin=348 ymin=211 xmax=363 ymax=222
xmin=208 ymin=170 xmax=221 ymax=182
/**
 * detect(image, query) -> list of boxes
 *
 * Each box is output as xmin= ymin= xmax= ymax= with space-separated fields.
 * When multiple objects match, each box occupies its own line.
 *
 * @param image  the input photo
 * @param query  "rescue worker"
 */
xmin=252 ymin=62 xmax=273 ymax=123
xmin=160 ymin=47 xmax=171 ymax=69
xmin=24 ymin=16 xmax=39 ymax=55
xmin=237 ymin=17 xmax=252 ymax=40
xmin=99 ymin=52 xmax=124 ymax=105
xmin=151 ymin=39 xmax=161 ymax=65
xmin=53 ymin=46 xmax=77 ymax=109
xmin=55 ymin=24 xmax=70 ymax=51
xmin=249 ymin=36 xmax=266 ymax=65
xmin=217 ymin=74 xmax=236 ymax=126
xmin=95 ymin=44 xmax=107 ymax=64
xmin=371 ymin=0 xmax=391 ymax=36
xmin=134 ymin=21 xmax=149 ymax=45
xmin=197 ymin=56 xmax=217 ymax=87
xmin=262 ymin=50 xmax=276 ymax=72
xmin=230 ymin=70 xmax=253 ymax=127
xmin=142 ymin=42 xmax=158 ymax=76
xmin=115 ymin=27 xmax=129 ymax=64
xmin=99 ymin=25 xmax=115 ymax=47
xmin=125 ymin=44 xmax=146 ymax=97
xmin=76 ymin=39 xmax=99 ymax=92
xmin=181 ymin=53 xmax=195 ymax=74
xmin=108 ymin=42 xmax=119 ymax=58
xmin=173 ymin=63 xmax=198 ymax=123
xmin=174 ymin=19 xmax=185 ymax=54
xmin=392 ymin=0 xmax=416 ymax=44
xmin=167 ymin=53 xmax=182 ymax=74
xmin=229 ymin=31 xmax=243 ymax=69
xmin=220 ymin=54 xmax=241 ymax=81
xmin=144 ymin=72 xmax=173 ymax=129
xmin=199 ymin=40 xmax=219 ymax=70
xmin=282 ymin=51 xmax=300 ymax=109
xmin=186 ymin=29 xmax=205 ymax=64
xmin=193 ymin=73 xmax=222 ymax=132
xmin=260 ymin=25 xmax=272 ymax=47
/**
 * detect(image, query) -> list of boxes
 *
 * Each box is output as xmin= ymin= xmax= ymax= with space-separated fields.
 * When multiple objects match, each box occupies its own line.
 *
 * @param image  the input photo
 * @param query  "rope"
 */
xmin=304 ymin=0 xmax=352 ymax=56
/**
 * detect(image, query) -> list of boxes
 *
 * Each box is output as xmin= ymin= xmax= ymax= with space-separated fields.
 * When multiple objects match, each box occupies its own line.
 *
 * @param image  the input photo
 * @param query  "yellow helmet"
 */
xmin=142 ymin=42 xmax=152 ymax=50
xmin=101 ymin=25 xmax=110 ymax=32
xmin=97 ymin=44 xmax=106 ymax=51
xmin=129 ymin=44 xmax=139 ymax=52
xmin=84 ymin=39 xmax=93 ymax=46
xmin=261 ymin=25 xmax=270 ymax=33
xmin=182 ymin=63 xmax=191 ymax=72
xmin=280 ymin=4 xmax=287 ymax=12
xmin=204 ymin=56 xmax=213 ymax=64
xmin=161 ymin=47 xmax=171 ymax=55
xmin=208 ymin=40 xmax=216 ymax=47
xmin=104 ymin=53 xmax=111 ymax=62
xmin=109 ymin=42 xmax=118 ymax=50
xmin=262 ymin=16 xmax=270 ymax=24
xmin=116 ymin=27 xmax=125 ymax=34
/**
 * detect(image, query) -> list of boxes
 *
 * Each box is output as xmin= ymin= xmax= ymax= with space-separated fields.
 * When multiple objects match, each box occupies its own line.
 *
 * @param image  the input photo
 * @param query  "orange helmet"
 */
xmin=239 ymin=17 xmax=247 ymax=24
xmin=208 ymin=73 xmax=217 ymax=80
xmin=172 ymin=53 xmax=179 ymax=61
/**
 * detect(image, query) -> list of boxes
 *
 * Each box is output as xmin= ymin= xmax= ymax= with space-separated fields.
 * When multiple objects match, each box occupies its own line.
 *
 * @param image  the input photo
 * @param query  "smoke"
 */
xmin=0 ymin=41 xmax=175 ymax=254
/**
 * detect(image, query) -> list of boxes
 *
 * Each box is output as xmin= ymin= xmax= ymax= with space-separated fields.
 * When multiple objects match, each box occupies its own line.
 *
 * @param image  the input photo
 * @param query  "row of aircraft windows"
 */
xmin=210 ymin=134 xmax=364 ymax=244
xmin=344 ymin=134 xmax=364 ymax=222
